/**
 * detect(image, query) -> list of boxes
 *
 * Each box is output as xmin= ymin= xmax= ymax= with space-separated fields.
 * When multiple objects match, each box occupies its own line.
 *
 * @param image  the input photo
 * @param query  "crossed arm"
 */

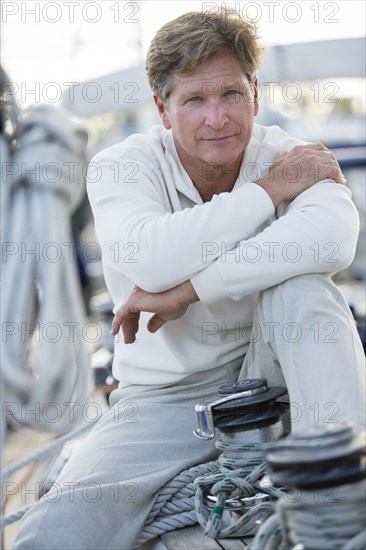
xmin=110 ymin=144 xmax=356 ymax=343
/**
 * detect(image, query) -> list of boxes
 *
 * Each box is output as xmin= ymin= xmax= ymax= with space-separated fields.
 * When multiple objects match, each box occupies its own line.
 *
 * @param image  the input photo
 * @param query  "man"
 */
xmin=15 ymin=8 xmax=365 ymax=549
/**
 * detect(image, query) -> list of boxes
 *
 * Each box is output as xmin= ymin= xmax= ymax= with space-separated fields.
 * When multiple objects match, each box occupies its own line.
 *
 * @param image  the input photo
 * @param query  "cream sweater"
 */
xmin=87 ymin=124 xmax=359 ymax=386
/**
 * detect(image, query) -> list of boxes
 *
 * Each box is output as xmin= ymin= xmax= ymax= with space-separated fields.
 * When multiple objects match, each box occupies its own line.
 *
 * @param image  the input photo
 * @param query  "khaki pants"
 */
xmin=14 ymin=274 xmax=365 ymax=549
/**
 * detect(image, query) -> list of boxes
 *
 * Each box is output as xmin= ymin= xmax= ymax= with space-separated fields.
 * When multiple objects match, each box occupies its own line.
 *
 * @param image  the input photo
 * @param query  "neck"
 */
xmin=175 ymin=143 xmax=244 ymax=202
xmin=193 ymin=161 xmax=242 ymax=202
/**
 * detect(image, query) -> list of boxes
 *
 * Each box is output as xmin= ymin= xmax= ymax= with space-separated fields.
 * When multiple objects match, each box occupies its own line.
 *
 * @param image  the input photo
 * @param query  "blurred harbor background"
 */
xmin=2 ymin=0 xmax=365 ymax=290
xmin=2 ymin=0 xmax=365 ymax=294
xmin=1 ymin=1 xmax=365 ymax=547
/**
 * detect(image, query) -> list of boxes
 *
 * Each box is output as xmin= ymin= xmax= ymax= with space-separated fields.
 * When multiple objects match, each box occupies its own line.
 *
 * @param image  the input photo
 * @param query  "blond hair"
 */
xmin=146 ymin=7 xmax=263 ymax=101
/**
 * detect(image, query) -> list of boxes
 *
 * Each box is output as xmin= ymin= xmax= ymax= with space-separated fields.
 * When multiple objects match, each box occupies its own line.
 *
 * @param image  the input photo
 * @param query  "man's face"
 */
xmin=154 ymin=53 xmax=259 ymax=171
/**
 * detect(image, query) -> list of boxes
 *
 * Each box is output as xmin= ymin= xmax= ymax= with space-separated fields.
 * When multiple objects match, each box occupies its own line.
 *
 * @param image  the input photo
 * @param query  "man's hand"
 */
xmin=256 ymin=143 xmax=345 ymax=207
xmin=111 ymin=280 xmax=198 ymax=343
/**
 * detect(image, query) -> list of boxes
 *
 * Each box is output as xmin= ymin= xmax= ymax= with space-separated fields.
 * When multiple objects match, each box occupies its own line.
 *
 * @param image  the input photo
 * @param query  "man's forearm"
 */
xmin=92 ymin=178 xmax=274 ymax=293
xmin=112 ymin=182 xmax=357 ymax=342
xmin=191 ymin=183 xmax=358 ymax=304
xmin=172 ymin=280 xmax=199 ymax=305
xmin=91 ymin=142 xmax=344 ymax=297
xmin=111 ymin=280 xmax=198 ymax=343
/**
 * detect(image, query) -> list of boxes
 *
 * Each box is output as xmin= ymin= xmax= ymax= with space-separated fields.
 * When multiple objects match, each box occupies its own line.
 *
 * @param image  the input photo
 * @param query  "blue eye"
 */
xmin=224 ymin=90 xmax=242 ymax=97
xmin=188 ymin=96 xmax=204 ymax=102
xmin=221 ymin=90 xmax=243 ymax=103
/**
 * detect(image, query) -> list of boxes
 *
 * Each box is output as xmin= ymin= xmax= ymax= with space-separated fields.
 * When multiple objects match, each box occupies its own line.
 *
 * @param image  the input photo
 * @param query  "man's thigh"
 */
xmin=14 ymin=360 xmax=242 ymax=549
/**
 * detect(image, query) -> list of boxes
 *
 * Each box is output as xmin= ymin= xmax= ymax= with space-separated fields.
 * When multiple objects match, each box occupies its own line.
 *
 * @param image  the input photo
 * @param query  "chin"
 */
xmin=203 ymin=152 xmax=240 ymax=165
xmin=199 ymin=143 xmax=243 ymax=166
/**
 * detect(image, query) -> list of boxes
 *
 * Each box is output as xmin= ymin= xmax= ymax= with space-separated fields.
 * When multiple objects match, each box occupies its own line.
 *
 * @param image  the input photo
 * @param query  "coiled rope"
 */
xmin=136 ymin=461 xmax=220 ymax=545
xmin=251 ymin=480 xmax=366 ymax=550
xmin=4 ymin=436 xmax=364 ymax=549
xmin=194 ymin=438 xmax=282 ymax=539
xmin=2 ymin=105 xmax=91 ymax=434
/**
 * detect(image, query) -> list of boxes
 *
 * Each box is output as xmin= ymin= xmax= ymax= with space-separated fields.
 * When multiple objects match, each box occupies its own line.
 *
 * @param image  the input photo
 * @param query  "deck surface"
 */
xmin=161 ymin=526 xmax=251 ymax=548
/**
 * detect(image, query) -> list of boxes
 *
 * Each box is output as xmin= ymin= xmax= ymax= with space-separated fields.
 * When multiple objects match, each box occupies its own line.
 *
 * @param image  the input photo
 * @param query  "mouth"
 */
xmin=203 ymin=135 xmax=235 ymax=143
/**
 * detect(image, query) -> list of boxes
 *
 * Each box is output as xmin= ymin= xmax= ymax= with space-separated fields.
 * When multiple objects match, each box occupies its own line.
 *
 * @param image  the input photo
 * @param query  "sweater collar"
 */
xmin=159 ymin=126 xmax=261 ymax=203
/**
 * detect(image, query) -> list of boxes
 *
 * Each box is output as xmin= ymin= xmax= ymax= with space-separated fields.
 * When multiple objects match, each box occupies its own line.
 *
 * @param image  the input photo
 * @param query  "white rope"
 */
xmin=136 ymin=461 xmax=220 ymax=545
xmin=2 ymin=105 xmax=91 ymax=434
xmin=138 ymin=437 xmax=281 ymax=544
xmin=139 ymin=510 xmax=198 ymax=542
xmin=250 ymin=480 xmax=366 ymax=550
xmin=1 ymin=504 xmax=35 ymax=529
xmin=249 ymin=512 xmax=282 ymax=550
xmin=194 ymin=438 xmax=282 ymax=539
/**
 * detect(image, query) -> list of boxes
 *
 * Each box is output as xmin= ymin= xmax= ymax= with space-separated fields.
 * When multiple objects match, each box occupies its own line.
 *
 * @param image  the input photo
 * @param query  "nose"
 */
xmin=205 ymin=101 xmax=228 ymax=129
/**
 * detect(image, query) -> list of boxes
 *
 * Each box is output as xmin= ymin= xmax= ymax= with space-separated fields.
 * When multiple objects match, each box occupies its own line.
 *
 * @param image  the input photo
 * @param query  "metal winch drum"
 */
xmin=261 ymin=423 xmax=366 ymax=549
xmin=263 ymin=422 xmax=366 ymax=490
xmin=194 ymin=378 xmax=289 ymax=534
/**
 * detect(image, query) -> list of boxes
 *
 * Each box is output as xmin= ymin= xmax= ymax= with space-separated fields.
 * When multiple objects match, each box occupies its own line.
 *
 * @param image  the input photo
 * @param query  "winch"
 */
xmin=251 ymin=422 xmax=366 ymax=549
xmin=263 ymin=422 xmax=366 ymax=489
xmin=193 ymin=378 xmax=289 ymax=538
xmin=194 ymin=378 xmax=288 ymax=440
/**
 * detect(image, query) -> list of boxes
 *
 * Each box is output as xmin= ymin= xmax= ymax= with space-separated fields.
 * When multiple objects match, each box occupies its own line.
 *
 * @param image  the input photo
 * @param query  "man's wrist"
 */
xmin=255 ymin=176 xmax=283 ymax=208
xmin=174 ymin=280 xmax=199 ymax=306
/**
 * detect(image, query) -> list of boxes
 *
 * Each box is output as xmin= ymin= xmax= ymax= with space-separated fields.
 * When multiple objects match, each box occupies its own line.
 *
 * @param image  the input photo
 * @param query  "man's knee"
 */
xmin=257 ymin=273 xmax=354 ymax=332
xmin=260 ymin=273 xmax=350 ymax=314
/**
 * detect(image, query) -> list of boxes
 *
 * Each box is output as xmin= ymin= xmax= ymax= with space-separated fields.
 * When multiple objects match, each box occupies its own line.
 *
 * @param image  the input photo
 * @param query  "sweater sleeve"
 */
xmin=190 ymin=181 xmax=359 ymax=303
xmin=86 ymin=150 xmax=275 ymax=293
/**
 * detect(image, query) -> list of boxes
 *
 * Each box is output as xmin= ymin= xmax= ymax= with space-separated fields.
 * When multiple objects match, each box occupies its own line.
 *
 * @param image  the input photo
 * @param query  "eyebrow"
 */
xmin=180 ymin=83 xmax=245 ymax=100
xmin=180 ymin=90 xmax=202 ymax=98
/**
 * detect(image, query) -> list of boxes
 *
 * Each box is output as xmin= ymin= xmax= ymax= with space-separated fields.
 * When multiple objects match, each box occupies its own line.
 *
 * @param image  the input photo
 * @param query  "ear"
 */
xmin=153 ymin=96 xmax=171 ymax=129
xmin=252 ymin=79 xmax=259 ymax=117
